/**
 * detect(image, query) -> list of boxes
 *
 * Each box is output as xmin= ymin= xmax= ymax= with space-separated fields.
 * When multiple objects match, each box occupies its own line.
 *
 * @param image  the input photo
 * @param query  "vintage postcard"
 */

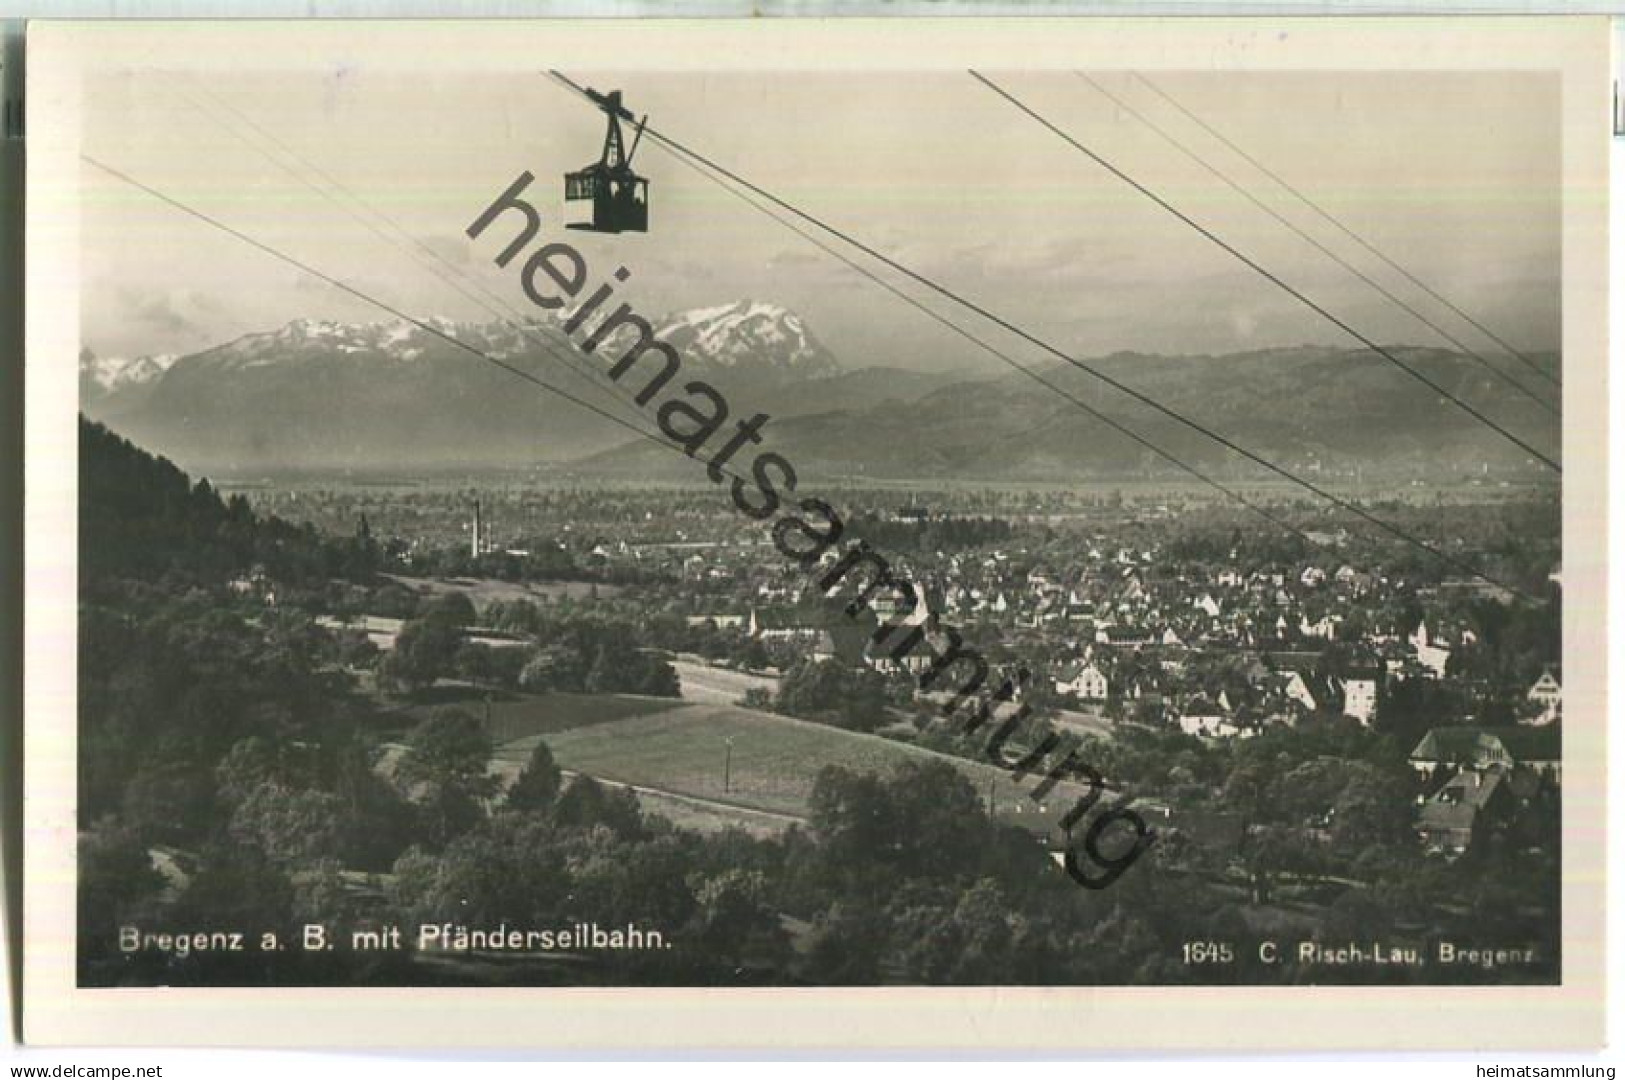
xmin=22 ymin=16 xmax=1610 ymax=1050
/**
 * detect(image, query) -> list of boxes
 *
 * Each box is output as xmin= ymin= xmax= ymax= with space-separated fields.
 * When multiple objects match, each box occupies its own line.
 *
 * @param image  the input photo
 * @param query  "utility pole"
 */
xmin=723 ymin=736 xmax=734 ymax=795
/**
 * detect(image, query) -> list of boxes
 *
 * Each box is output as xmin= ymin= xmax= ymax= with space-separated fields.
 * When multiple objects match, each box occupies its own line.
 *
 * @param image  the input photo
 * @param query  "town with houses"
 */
xmin=81 ymin=407 xmax=1566 ymax=988
xmin=65 ymin=45 xmax=1578 ymax=992
xmin=295 ymin=482 xmax=1563 ymax=866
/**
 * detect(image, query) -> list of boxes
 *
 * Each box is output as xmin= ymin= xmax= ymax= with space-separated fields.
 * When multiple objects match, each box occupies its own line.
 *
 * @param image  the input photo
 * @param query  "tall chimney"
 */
xmin=472 ymin=500 xmax=482 ymax=559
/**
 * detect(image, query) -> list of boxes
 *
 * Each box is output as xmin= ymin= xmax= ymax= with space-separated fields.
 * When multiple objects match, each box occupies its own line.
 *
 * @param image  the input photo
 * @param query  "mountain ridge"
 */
xmin=81 ymin=305 xmax=1562 ymax=479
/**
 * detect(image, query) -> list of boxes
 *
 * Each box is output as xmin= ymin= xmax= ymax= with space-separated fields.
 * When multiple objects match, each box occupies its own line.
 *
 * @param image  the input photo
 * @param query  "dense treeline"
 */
xmin=81 ymin=420 xmax=383 ymax=587
xmin=845 ymin=514 xmax=1014 ymax=555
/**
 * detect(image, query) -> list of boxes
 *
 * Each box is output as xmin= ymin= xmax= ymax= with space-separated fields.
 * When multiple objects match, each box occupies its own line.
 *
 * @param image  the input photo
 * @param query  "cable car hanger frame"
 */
xmin=563 ymin=87 xmax=650 ymax=235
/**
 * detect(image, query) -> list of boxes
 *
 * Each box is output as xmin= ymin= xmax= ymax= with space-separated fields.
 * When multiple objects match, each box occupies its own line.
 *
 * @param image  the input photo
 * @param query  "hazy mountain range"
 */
xmin=81 ymin=301 xmax=1562 ymax=480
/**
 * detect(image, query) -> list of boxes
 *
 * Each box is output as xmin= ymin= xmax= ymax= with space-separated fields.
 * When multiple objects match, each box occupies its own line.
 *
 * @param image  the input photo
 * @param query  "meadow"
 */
xmin=498 ymin=699 xmax=1097 ymax=840
xmin=380 ymin=573 xmax=622 ymax=609
xmin=393 ymin=688 xmax=682 ymax=745
xmin=668 ymin=658 xmax=779 ymax=707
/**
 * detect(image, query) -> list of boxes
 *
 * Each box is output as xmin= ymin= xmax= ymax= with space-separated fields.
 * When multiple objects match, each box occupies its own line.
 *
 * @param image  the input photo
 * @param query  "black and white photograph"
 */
xmin=19 ymin=15 xmax=1611 ymax=1051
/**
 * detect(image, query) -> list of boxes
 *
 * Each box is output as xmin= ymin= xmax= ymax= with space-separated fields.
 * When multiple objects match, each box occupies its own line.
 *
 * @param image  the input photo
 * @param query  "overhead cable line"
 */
xmin=646 ymin=126 xmax=1331 ymax=553
xmin=96 ymin=131 xmax=1346 ymax=613
xmin=184 ymin=71 xmax=1308 ymax=553
xmin=173 ymin=79 xmax=658 ymax=428
xmin=970 ymin=71 xmax=1559 ymax=473
xmin=1131 ymin=71 xmax=1560 ymax=389
xmin=1074 ymin=71 xmax=1557 ymax=418
xmin=189 ymin=75 xmax=1353 ymax=577
xmin=546 ymin=69 xmax=1540 ymax=600
xmin=82 ymin=154 xmax=760 ymax=490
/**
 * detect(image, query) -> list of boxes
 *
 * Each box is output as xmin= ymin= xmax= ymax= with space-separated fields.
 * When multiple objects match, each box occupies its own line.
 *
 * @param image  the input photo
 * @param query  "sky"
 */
xmin=80 ymin=67 xmax=1561 ymax=371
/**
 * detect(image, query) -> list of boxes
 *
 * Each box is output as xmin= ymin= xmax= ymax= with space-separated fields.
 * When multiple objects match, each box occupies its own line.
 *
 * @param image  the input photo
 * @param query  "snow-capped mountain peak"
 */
xmin=182 ymin=315 xmax=537 ymax=370
xmin=80 ymin=301 xmax=839 ymax=418
xmin=79 ymin=348 xmax=179 ymax=393
xmin=652 ymin=300 xmax=839 ymax=377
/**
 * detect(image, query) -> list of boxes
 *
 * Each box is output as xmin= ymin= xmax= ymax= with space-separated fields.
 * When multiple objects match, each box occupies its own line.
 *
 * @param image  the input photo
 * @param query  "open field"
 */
xmin=920 ymin=690 xmax=1115 ymax=741
xmin=317 ymin=614 xmax=404 ymax=651
xmin=324 ymin=614 xmax=538 ymax=653
xmin=513 ymin=700 xmax=1099 ymax=839
xmin=391 ymin=688 xmax=682 ymax=744
xmin=670 ymin=659 xmax=779 ymax=707
xmin=377 ymin=679 xmax=1111 ymax=840
xmin=487 ymin=748 xmax=804 ymax=839
xmin=1050 ymin=706 xmax=1115 ymax=740
xmin=381 ymin=573 xmax=624 ymax=611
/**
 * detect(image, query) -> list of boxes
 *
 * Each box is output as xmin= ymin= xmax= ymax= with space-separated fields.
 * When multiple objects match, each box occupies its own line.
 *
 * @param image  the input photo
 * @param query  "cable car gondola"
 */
xmin=563 ymin=88 xmax=649 ymax=234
